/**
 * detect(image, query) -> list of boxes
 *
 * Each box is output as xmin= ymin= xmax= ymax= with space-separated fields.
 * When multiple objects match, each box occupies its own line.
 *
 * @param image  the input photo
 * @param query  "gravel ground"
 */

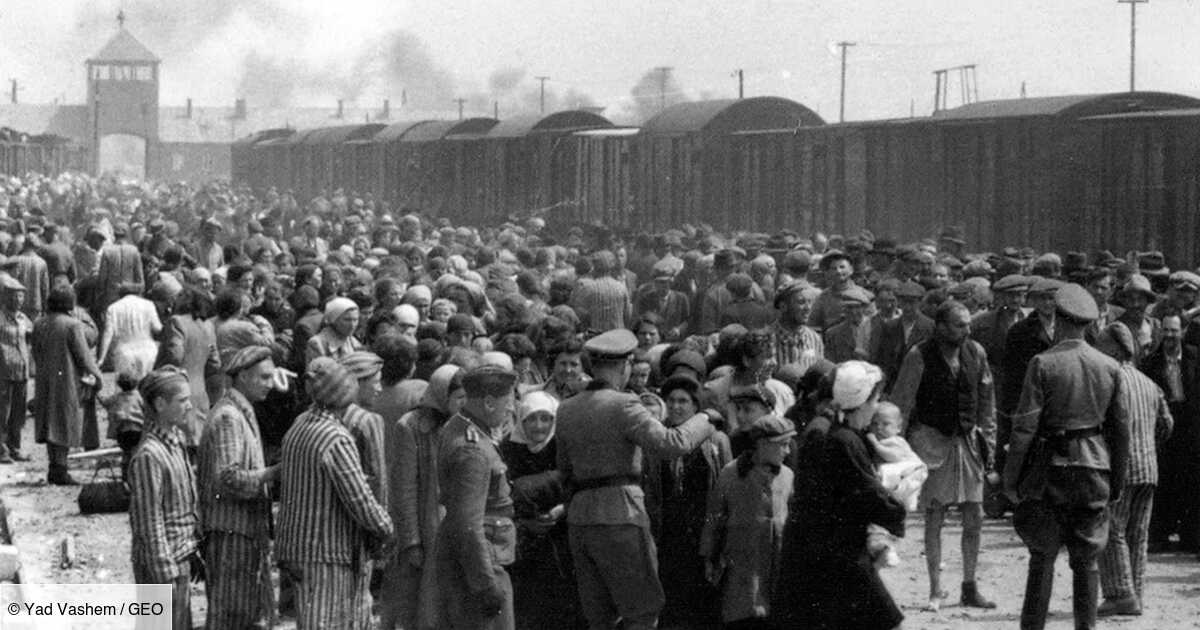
xmin=2 ymin=418 xmax=1198 ymax=629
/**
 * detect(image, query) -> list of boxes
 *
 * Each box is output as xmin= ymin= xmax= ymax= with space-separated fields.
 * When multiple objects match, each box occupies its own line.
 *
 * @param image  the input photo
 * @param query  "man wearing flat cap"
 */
xmin=1114 ymin=274 xmax=1162 ymax=362
xmin=808 ymin=249 xmax=865 ymax=334
xmin=434 ymin=364 xmax=519 ymax=630
xmin=556 ymin=329 xmax=723 ymax=630
xmin=1000 ymin=277 xmax=1064 ymax=439
xmin=198 ymin=345 xmax=280 ymax=628
xmin=1004 ymin=284 xmax=1130 ymax=630
xmin=971 ymin=274 xmax=1029 ymax=400
xmin=823 ymin=285 xmax=873 ymax=363
xmin=871 ymin=280 xmax=933 ymax=390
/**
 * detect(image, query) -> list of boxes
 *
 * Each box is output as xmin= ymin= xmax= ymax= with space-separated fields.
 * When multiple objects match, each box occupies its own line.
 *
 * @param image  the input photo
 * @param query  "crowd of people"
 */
xmin=0 ymin=169 xmax=1196 ymax=630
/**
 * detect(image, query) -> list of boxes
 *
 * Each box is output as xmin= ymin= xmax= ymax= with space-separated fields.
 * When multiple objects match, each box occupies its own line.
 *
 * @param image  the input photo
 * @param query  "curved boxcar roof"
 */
xmin=402 ymin=118 xmax=499 ymax=143
xmin=486 ymin=110 xmax=612 ymax=139
xmin=233 ymin=128 xmax=294 ymax=146
xmin=299 ymin=123 xmax=387 ymax=145
xmin=640 ymin=97 xmax=825 ymax=138
xmin=371 ymin=120 xmax=435 ymax=143
xmin=933 ymin=91 xmax=1200 ymax=121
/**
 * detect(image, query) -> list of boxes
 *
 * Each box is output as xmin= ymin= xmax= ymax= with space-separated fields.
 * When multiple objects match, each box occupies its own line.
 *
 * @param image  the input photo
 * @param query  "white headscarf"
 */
xmin=510 ymin=390 xmax=559 ymax=453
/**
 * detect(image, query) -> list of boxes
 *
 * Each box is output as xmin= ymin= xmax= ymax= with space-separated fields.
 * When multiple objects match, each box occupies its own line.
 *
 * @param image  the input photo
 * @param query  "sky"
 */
xmin=1 ymin=0 xmax=1198 ymax=124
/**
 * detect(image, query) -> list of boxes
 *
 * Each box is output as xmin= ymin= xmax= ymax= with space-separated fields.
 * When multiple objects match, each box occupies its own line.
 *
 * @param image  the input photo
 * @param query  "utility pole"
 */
xmin=654 ymin=66 xmax=673 ymax=112
xmin=836 ymin=41 xmax=856 ymax=123
xmin=454 ymin=98 xmax=466 ymax=120
xmin=493 ymin=100 xmax=499 ymax=119
xmin=734 ymin=69 xmax=744 ymax=99
xmin=535 ymin=76 xmax=550 ymax=114
xmin=1118 ymin=0 xmax=1148 ymax=92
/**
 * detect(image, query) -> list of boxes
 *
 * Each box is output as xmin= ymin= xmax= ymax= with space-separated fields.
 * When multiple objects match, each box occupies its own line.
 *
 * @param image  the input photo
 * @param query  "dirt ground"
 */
xmin=2 ymin=417 xmax=1198 ymax=630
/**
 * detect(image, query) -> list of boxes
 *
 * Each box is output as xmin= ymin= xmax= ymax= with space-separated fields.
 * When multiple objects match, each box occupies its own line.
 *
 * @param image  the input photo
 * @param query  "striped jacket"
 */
xmin=343 ymin=404 xmax=388 ymax=510
xmin=198 ymin=388 xmax=274 ymax=538
xmin=0 ymin=308 xmax=31 ymax=381
xmin=129 ymin=424 xmax=199 ymax=583
xmin=1118 ymin=363 xmax=1174 ymax=486
xmin=277 ymin=408 xmax=393 ymax=566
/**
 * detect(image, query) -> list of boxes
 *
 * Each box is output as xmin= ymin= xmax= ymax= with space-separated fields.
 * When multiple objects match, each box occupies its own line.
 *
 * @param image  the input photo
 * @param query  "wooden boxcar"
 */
xmin=452 ymin=110 xmax=612 ymax=225
xmin=388 ymin=118 xmax=498 ymax=218
xmin=633 ymin=97 xmax=825 ymax=231
xmin=551 ymin=127 xmax=640 ymax=228
xmin=724 ymin=91 xmax=1200 ymax=257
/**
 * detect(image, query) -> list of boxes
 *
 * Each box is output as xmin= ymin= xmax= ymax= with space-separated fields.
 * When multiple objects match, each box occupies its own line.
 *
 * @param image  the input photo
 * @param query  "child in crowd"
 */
xmin=103 ymin=354 xmax=149 ymax=481
xmin=865 ymin=401 xmax=929 ymax=567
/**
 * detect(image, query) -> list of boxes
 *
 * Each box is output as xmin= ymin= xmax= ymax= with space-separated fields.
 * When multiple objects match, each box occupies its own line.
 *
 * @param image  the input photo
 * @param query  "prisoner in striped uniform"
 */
xmin=129 ymin=367 xmax=198 ymax=630
xmin=198 ymin=346 xmax=281 ymax=629
xmin=1095 ymin=322 xmax=1175 ymax=617
xmin=277 ymin=358 xmax=393 ymax=630
xmin=340 ymin=351 xmax=388 ymax=509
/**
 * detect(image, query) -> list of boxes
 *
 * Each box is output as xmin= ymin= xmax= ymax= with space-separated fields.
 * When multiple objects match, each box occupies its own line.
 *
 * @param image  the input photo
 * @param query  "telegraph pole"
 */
xmin=735 ymin=69 xmax=744 ymax=99
xmin=454 ymin=98 xmax=466 ymax=120
xmin=654 ymin=66 xmax=673 ymax=112
xmin=535 ymin=76 xmax=550 ymax=114
xmin=1118 ymin=0 xmax=1148 ymax=92
xmin=837 ymin=41 xmax=856 ymax=122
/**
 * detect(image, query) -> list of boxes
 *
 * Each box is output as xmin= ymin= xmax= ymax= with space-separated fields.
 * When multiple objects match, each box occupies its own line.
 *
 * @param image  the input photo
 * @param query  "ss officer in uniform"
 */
xmin=1004 ymin=283 xmax=1131 ymax=630
xmin=556 ymin=329 xmax=722 ymax=630
xmin=435 ymin=364 xmax=519 ymax=630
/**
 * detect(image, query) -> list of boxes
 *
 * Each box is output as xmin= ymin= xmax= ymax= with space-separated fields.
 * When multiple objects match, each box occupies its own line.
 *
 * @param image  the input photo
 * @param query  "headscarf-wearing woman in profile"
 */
xmin=645 ymin=375 xmax=732 ymax=629
xmin=499 ymin=391 xmax=582 ymax=630
xmin=380 ymin=365 xmax=466 ymax=630
xmin=32 ymin=286 xmax=104 ymax=485
xmin=773 ymin=360 xmax=906 ymax=630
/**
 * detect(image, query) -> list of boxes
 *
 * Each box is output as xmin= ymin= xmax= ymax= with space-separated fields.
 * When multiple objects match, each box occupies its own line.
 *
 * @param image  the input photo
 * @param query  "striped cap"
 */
xmin=339 ymin=351 xmax=383 ymax=379
xmin=305 ymin=357 xmax=359 ymax=409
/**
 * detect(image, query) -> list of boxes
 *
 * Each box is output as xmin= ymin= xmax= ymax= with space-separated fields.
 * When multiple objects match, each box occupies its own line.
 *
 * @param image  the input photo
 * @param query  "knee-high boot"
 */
xmin=1021 ymin=551 xmax=1055 ymax=630
xmin=1072 ymin=568 xmax=1099 ymax=630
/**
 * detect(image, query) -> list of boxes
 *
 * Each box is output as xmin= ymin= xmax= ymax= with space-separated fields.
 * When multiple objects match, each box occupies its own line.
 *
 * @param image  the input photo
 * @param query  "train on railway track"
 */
xmin=232 ymin=91 xmax=1200 ymax=262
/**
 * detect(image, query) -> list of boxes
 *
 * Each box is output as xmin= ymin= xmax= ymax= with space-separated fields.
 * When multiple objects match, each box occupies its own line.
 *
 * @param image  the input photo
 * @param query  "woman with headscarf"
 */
xmin=380 ymin=365 xmax=466 ymax=630
xmin=645 ymin=374 xmax=732 ymax=629
xmin=128 ymin=366 xmax=198 ymax=630
xmin=773 ymin=361 xmax=906 ymax=630
xmin=306 ymin=297 xmax=363 ymax=365
xmin=500 ymin=391 xmax=580 ymax=630
xmin=32 ymin=286 xmax=104 ymax=485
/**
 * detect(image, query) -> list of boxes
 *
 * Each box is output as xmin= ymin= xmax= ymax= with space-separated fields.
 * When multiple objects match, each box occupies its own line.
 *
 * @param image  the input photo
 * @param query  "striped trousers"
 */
xmin=204 ymin=531 xmax=273 ymax=629
xmin=294 ymin=561 xmax=373 ymax=630
xmin=1100 ymin=483 xmax=1156 ymax=601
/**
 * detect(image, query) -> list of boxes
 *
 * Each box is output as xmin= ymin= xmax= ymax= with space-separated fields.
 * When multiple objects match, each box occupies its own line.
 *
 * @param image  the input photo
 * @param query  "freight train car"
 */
xmin=724 ymin=91 xmax=1200 ymax=257
xmin=633 ymin=97 xmax=824 ymax=231
xmin=551 ymin=127 xmax=640 ymax=228
xmin=450 ymin=110 xmax=612 ymax=225
xmin=388 ymin=118 xmax=498 ymax=217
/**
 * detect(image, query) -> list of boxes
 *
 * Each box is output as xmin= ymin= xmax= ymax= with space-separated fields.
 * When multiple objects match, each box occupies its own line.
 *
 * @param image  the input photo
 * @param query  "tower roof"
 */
xmin=88 ymin=28 xmax=159 ymax=64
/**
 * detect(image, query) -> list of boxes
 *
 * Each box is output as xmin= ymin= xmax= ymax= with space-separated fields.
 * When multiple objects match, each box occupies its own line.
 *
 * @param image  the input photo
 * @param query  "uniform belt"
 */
xmin=572 ymin=474 xmax=641 ymax=492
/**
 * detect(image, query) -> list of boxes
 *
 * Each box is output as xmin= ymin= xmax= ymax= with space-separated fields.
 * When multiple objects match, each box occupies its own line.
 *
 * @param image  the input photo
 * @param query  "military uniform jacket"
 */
xmin=437 ymin=412 xmax=516 ymax=592
xmin=556 ymin=381 xmax=715 ymax=527
xmin=1004 ymin=338 xmax=1131 ymax=502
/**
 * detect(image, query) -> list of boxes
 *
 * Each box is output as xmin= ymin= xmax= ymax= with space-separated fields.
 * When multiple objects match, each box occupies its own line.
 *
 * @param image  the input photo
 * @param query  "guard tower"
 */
xmin=85 ymin=13 xmax=160 ymax=177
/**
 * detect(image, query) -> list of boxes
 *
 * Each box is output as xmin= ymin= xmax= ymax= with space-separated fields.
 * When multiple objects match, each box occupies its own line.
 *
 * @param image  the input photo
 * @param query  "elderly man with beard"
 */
xmin=198 ymin=345 xmax=281 ymax=629
xmin=892 ymin=300 xmax=998 ymax=612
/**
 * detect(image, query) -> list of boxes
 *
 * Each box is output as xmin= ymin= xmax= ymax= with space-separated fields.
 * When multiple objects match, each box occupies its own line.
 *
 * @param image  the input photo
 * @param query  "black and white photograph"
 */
xmin=0 ymin=1 xmax=1199 ymax=628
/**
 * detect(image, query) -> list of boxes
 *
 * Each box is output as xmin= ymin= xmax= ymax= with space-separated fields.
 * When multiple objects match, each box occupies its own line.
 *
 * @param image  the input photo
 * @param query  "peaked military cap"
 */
xmin=462 ymin=364 xmax=518 ymax=398
xmin=584 ymin=329 xmax=638 ymax=359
